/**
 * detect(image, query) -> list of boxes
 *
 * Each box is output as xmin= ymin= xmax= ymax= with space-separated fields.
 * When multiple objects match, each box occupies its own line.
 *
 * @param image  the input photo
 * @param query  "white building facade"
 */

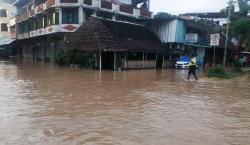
xmin=0 ymin=2 xmax=16 ymax=46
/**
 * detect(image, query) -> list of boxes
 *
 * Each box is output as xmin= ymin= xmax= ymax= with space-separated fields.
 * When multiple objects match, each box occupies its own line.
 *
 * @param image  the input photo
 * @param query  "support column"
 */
xmin=50 ymin=43 xmax=55 ymax=63
xmin=34 ymin=47 xmax=37 ymax=62
xmin=114 ymin=51 xmax=117 ymax=70
xmin=42 ymin=44 xmax=45 ymax=63
xmin=162 ymin=55 xmax=165 ymax=68
xmin=79 ymin=7 xmax=84 ymax=24
xmin=142 ymin=52 xmax=145 ymax=68
xmin=125 ymin=52 xmax=127 ymax=69
xmin=155 ymin=53 xmax=158 ymax=68
xmin=59 ymin=8 xmax=62 ymax=25
xmin=112 ymin=14 xmax=116 ymax=21
xmin=99 ymin=51 xmax=102 ymax=70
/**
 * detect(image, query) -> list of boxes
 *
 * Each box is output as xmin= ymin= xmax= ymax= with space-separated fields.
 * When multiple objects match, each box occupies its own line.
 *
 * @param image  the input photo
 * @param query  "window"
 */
xmin=62 ymin=8 xmax=79 ymax=24
xmin=0 ymin=9 xmax=7 ymax=17
xmin=46 ymin=11 xmax=59 ymax=26
xmin=1 ymin=23 xmax=8 ymax=32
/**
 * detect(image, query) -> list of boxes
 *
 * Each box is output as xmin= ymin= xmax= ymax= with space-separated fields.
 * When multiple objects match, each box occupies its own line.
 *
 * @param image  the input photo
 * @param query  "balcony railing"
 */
xmin=119 ymin=4 xmax=133 ymax=14
xmin=36 ymin=3 xmax=44 ymax=13
xmin=140 ymin=9 xmax=151 ymax=17
xmin=60 ymin=0 xmax=78 ymax=3
xmin=84 ymin=0 xmax=92 ymax=5
xmin=29 ymin=9 xmax=35 ymax=17
xmin=46 ymin=0 xmax=55 ymax=8
xmin=101 ymin=0 xmax=112 ymax=9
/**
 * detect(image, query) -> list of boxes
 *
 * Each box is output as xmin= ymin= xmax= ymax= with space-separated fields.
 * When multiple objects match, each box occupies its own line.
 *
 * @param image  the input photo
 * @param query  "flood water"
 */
xmin=0 ymin=59 xmax=250 ymax=145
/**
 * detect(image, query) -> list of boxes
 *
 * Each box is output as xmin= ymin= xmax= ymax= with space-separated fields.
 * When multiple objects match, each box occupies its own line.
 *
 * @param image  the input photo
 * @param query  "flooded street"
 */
xmin=0 ymin=60 xmax=250 ymax=145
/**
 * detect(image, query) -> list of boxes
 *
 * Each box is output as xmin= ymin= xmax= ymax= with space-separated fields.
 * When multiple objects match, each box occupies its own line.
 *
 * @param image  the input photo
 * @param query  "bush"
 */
xmin=208 ymin=64 xmax=242 ymax=79
xmin=55 ymin=48 xmax=91 ymax=68
xmin=55 ymin=49 xmax=68 ymax=65
xmin=233 ymin=60 xmax=243 ymax=73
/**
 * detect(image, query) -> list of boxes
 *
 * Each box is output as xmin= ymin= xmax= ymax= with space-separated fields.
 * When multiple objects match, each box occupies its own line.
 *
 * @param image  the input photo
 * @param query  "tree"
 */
xmin=220 ymin=0 xmax=250 ymax=52
xmin=230 ymin=17 xmax=250 ymax=51
xmin=154 ymin=12 xmax=176 ymax=19
xmin=238 ymin=0 xmax=250 ymax=16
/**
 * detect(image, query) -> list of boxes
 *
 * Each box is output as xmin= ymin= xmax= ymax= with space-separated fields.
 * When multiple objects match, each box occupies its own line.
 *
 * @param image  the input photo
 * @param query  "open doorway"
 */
xmin=102 ymin=52 xmax=114 ymax=69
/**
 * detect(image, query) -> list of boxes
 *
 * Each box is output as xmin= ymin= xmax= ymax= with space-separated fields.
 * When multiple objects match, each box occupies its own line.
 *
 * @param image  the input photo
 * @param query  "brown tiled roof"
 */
xmin=67 ymin=17 xmax=164 ymax=53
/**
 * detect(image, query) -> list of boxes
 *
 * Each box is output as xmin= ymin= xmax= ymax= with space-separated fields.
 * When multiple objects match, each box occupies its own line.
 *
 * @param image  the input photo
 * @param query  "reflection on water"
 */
xmin=0 ymin=59 xmax=250 ymax=145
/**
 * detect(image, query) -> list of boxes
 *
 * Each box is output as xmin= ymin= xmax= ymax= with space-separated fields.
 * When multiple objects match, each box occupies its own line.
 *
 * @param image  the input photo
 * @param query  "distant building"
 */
xmin=180 ymin=12 xmax=228 ymax=26
xmin=150 ymin=17 xmax=210 ymax=66
xmin=0 ymin=2 xmax=16 ymax=47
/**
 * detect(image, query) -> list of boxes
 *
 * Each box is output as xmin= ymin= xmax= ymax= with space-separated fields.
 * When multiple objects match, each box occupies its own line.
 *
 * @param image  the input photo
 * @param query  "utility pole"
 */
xmin=223 ymin=0 xmax=233 ymax=67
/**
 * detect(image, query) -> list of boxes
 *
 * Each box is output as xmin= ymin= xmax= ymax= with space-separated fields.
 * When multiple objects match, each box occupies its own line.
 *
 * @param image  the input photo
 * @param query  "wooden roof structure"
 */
xmin=67 ymin=17 xmax=164 ymax=53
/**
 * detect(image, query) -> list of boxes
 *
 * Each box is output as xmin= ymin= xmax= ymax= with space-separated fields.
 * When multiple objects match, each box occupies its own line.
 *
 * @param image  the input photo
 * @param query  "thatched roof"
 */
xmin=67 ymin=17 xmax=164 ymax=53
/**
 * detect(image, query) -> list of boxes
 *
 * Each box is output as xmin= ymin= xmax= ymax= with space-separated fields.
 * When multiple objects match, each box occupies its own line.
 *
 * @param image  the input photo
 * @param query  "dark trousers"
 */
xmin=188 ymin=65 xmax=198 ymax=80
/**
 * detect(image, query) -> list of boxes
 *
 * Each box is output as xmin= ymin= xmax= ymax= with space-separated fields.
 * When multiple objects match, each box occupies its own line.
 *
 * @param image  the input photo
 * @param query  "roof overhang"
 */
xmin=0 ymin=37 xmax=16 ymax=46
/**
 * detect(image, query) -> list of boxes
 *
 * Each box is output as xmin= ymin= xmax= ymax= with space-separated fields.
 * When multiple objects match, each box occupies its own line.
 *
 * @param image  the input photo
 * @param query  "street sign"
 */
xmin=210 ymin=34 xmax=220 ymax=46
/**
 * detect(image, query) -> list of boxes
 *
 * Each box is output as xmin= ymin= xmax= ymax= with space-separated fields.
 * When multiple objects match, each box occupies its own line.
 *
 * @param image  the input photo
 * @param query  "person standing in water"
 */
xmin=187 ymin=55 xmax=198 ymax=80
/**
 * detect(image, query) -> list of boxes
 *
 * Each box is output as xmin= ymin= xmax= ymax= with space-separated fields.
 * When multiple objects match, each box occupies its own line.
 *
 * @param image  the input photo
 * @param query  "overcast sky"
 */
xmin=150 ymin=0 xmax=229 ymax=15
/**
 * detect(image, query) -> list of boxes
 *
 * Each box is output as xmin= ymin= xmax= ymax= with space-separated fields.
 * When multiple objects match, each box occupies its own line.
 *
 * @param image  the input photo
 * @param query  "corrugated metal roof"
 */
xmin=0 ymin=0 xmax=16 ymax=4
xmin=0 ymin=37 xmax=15 ymax=46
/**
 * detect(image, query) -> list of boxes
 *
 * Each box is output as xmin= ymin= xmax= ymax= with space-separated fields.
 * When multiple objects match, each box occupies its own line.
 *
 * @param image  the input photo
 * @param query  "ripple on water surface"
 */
xmin=0 ymin=60 xmax=250 ymax=145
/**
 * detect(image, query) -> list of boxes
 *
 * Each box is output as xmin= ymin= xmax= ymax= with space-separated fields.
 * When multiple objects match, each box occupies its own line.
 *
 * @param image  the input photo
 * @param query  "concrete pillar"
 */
xmin=79 ymin=7 xmax=84 ymax=24
xmin=59 ymin=8 xmax=62 ymax=25
xmin=42 ymin=44 xmax=45 ymax=62
xmin=112 ymin=14 xmax=116 ymax=21
xmin=50 ymin=43 xmax=55 ymax=63
xmin=29 ymin=46 xmax=32 ymax=60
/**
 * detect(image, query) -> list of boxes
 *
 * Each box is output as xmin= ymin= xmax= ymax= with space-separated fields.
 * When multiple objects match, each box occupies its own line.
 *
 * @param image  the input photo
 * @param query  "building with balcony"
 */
xmin=0 ymin=2 xmax=16 ymax=51
xmin=180 ymin=12 xmax=228 ymax=26
xmin=12 ymin=0 xmax=154 ymax=66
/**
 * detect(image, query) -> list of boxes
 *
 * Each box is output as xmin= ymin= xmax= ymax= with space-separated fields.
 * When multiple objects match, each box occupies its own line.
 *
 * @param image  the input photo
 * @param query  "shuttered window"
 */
xmin=1 ymin=23 xmax=8 ymax=32
xmin=0 ymin=9 xmax=7 ymax=17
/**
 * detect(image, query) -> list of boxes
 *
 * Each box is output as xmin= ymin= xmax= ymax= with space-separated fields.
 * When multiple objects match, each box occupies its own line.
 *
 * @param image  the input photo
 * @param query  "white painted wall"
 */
xmin=0 ymin=2 xmax=16 ymax=38
xmin=120 ymin=0 xmax=132 ymax=5
xmin=152 ymin=19 xmax=177 ymax=43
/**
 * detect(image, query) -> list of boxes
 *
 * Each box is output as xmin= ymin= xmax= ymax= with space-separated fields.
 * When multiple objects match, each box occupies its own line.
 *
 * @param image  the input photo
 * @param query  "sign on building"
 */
xmin=185 ymin=33 xmax=198 ymax=43
xmin=210 ymin=34 xmax=220 ymax=46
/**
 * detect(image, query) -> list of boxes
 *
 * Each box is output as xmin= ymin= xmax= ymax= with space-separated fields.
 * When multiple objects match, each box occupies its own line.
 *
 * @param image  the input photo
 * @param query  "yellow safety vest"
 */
xmin=189 ymin=57 xmax=196 ymax=66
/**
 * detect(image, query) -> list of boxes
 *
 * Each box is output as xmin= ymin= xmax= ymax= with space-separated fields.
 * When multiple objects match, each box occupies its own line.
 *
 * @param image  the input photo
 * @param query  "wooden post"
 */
xmin=114 ymin=51 xmax=117 ymax=70
xmin=142 ymin=52 xmax=145 ymax=68
xmin=99 ymin=50 xmax=102 ymax=71
xmin=125 ymin=52 xmax=127 ymax=69
xmin=213 ymin=46 xmax=216 ymax=71
xmin=42 ymin=44 xmax=45 ymax=63
xmin=162 ymin=55 xmax=165 ymax=69
xmin=156 ymin=53 xmax=158 ymax=68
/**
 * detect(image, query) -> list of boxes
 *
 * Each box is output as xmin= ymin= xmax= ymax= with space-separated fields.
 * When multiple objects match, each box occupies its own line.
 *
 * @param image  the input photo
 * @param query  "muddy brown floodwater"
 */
xmin=0 ymin=59 xmax=250 ymax=145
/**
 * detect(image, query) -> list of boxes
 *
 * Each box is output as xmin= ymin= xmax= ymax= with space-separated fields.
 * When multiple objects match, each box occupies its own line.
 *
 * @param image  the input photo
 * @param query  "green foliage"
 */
xmin=154 ymin=12 xmax=176 ymax=20
xmin=220 ymin=0 xmax=250 ymax=51
xmin=116 ymin=53 xmax=125 ymax=69
xmin=230 ymin=17 xmax=250 ymax=50
xmin=238 ymin=0 xmax=250 ymax=16
xmin=55 ymin=43 xmax=92 ymax=68
xmin=55 ymin=49 xmax=68 ymax=65
xmin=208 ymin=64 xmax=243 ymax=79
xmin=233 ymin=60 xmax=243 ymax=72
